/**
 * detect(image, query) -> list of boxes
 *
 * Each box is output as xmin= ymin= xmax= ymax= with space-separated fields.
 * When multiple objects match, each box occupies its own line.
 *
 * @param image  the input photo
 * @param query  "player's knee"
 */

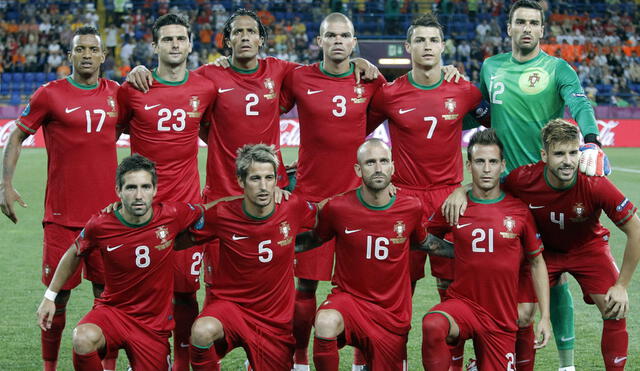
xmin=191 ymin=316 xmax=223 ymax=346
xmin=422 ymin=313 xmax=449 ymax=344
xmin=296 ymin=278 xmax=318 ymax=293
xmin=517 ymin=303 xmax=536 ymax=327
xmin=314 ymin=309 xmax=343 ymax=338
xmin=72 ymin=324 xmax=103 ymax=354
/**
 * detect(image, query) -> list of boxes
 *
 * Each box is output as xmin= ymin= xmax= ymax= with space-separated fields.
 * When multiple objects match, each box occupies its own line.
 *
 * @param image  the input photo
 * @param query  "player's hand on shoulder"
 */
xmin=210 ymin=56 xmax=230 ymax=68
xmin=127 ymin=65 xmax=153 ymax=93
xmin=441 ymin=185 xmax=468 ymax=226
xmin=579 ymin=142 xmax=611 ymax=177
xmin=352 ymin=58 xmax=379 ymax=83
xmin=388 ymin=182 xmax=398 ymax=197
xmin=275 ymin=187 xmax=291 ymax=204
xmin=36 ymin=298 xmax=56 ymax=331
xmin=533 ymin=316 xmax=551 ymax=349
xmin=442 ymin=65 xmax=466 ymax=83
xmin=604 ymin=284 xmax=629 ymax=319
xmin=100 ymin=201 xmax=121 ymax=214
xmin=0 ymin=183 xmax=27 ymax=224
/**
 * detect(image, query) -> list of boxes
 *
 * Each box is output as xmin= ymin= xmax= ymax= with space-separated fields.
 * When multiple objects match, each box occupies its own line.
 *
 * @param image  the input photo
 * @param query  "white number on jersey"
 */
xmin=157 ymin=108 xmax=186 ymax=131
xmin=424 ymin=116 xmax=438 ymax=139
xmin=258 ymin=240 xmax=273 ymax=263
xmin=550 ymin=212 xmax=565 ymax=230
xmin=489 ymin=79 xmax=504 ymax=105
xmin=471 ymin=228 xmax=494 ymax=253
xmin=245 ymin=93 xmax=259 ymax=116
xmin=135 ymin=245 xmax=151 ymax=268
xmin=506 ymin=352 xmax=515 ymax=371
xmin=190 ymin=251 xmax=203 ymax=275
xmin=85 ymin=109 xmax=106 ymax=133
xmin=332 ymin=95 xmax=347 ymax=117
xmin=366 ymin=236 xmax=389 ymax=260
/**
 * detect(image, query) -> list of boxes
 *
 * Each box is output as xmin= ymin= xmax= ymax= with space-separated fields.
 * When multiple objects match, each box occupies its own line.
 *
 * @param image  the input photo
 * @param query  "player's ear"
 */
xmin=354 ymin=163 xmax=362 ymax=178
xmin=404 ymin=41 xmax=411 ymax=54
xmin=500 ymin=159 xmax=506 ymax=174
xmin=507 ymin=22 xmax=512 ymax=37
xmin=465 ymin=160 xmax=471 ymax=173
xmin=237 ymin=176 xmax=246 ymax=189
xmin=540 ymin=148 xmax=548 ymax=163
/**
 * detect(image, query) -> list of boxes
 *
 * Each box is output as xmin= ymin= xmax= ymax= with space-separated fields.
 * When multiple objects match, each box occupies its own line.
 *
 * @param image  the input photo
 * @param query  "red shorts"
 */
xmin=518 ymin=260 xmax=538 ymax=303
xmin=427 ymin=299 xmax=516 ymax=370
xmin=78 ymin=304 xmax=171 ymax=371
xmin=399 ymin=184 xmax=459 ymax=281
xmin=43 ymin=223 xmax=104 ymax=289
xmin=319 ymin=291 xmax=408 ymax=370
xmin=202 ymin=239 xmax=219 ymax=287
xmin=294 ymin=239 xmax=335 ymax=281
xmin=199 ymin=299 xmax=295 ymax=371
xmin=173 ymin=244 xmax=203 ymax=293
xmin=544 ymin=247 xmax=619 ymax=304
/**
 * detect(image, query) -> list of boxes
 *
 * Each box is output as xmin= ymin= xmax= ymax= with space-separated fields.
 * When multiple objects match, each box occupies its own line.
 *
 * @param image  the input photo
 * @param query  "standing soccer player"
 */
xmin=502 ymin=119 xmax=640 ymax=370
xmin=36 ymin=154 xmax=205 ymax=371
xmin=367 ymin=14 xmax=487 ymax=369
xmin=1 ymin=27 xmax=119 ymax=371
xmin=278 ymin=13 xmax=386 ymax=370
xmin=187 ymin=144 xmax=318 ymax=371
xmin=295 ymin=139 xmax=425 ymax=370
xmin=117 ymin=14 xmax=216 ymax=370
xmin=421 ymin=129 xmax=551 ymax=370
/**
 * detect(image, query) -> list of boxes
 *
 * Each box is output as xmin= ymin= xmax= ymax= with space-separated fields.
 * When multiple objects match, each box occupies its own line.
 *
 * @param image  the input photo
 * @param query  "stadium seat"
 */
xmin=24 ymin=73 xmax=36 ymax=83
xmin=1 ymin=73 xmax=10 ymax=84
xmin=10 ymin=92 xmax=22 ymax=105
xmin=12 ymin=73 xmax=24 ymax=84
xmin=0 ymin=82 xmax=11 ymax=97
xmin=47 ymin=72 xmax=57 ymax=82
xmin=35 ymin=72 xmax=46 ymax=84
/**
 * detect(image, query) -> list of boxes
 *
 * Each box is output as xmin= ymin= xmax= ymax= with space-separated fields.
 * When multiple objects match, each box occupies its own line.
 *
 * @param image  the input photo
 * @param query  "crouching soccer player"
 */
xmin=421 ymin=129 xmax=551 ymax=370
xmin=37 ymin=154 xmax=205 ymax=370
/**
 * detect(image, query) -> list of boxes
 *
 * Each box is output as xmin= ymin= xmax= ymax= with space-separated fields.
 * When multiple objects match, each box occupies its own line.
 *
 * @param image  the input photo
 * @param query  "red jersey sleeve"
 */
xmin=315 ymin=199 xmax=336 ymax=243
xmin=191 ymin=203 xmax=220 ymax=243
xmin=522 ymin=210 xmax=543 ymax=259
xmin=292 ymin=195 xmax=318 ymax=230
xmin=594 ymin=178 xmax=637 ymax=227
xmin=279 ymin=67 xmax=296 ymax=113
xmin=366 ymin=85 xmax=387 ymax=135
xmin=426 ymin=209 xmax=452 ymax=239
xmin=15 ymin=85 xmax=51 ymax=135
xmin=74 ymin=217 xmax=98 ymax=256
xmin=116 ymin=83 xmax=134 ymax=132
xmin=172 ymin=202 xmax=206 ymax=231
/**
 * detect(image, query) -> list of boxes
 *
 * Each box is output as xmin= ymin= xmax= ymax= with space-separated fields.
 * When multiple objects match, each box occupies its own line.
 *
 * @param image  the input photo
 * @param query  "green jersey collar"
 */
xmin=319 ymin=61 xmax=354 ymax=78
xmin=66 ymin=76 xmax=98 ymax=90
xmin=152 ymin=69 xmax=189 ymax=86
xmin=468 ymin=190 xmax=505 ymax=204
xmin=510 ymin=50 xmax=546 ymax=65
xmin=242 ymin=199 xmax=275 ymax=220
xmin=356 ymin=187 xmax=396 ymax=210
xmin=230 ymin=58 xmax=260 ymax=74
xmin=115 ymin=208 xmax=153 ymax=228
xmin=408 ymin=70 xmax=443 ymax=90
xmin=543 ymin=165 xmax=577 ymax=191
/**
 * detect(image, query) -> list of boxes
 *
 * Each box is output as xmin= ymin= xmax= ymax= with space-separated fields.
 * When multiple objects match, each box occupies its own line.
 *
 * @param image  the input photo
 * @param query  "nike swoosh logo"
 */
xmin=560 ymin=336 xmax=575 ymax=342
xmin=144 ymin=104 xmax=160 ymax=110
xmin=490 ymin=75 xmax=498 ymax=80
xmin=451 ymin=356 xmax=463 ymax=361
xmin=232 ymin=234 xmax=249 ymax=241
xmin=180 ymin=342 xmax=190 ymax=348
xmin=528 ymin=204 xmax=545 ymax=209
xmin=65 ymin=107 xmax=80 ymax=113
xmin=398 ymin=108 xmax=416 ymax=114
xmin=307 ymin=89 xmax=323 ymax=95
xmin=456 ymin=223 xmax=472 ymax=229
xmin=106 ymin=244 xmax=124 ymax=252
xmin=614 ymin=356 xmax=627 ymax=364
xmin=218 ymin=88 xmax=234 ymax=93
xmin=344 ymin=228 xmax=361 ymax=234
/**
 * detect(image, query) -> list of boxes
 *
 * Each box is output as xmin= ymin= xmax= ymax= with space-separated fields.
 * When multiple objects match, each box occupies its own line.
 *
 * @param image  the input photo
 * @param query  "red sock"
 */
xmin=190 ymin=344 xmax=219 ymax=371
xmin=313 ymin=336 xmax=339 ymax=371
xmin=515 ymin=324 xmax=536 ymax=371
xmin=353 ymin=347 xmax=366 ymax=365
xmin=602 ymin=318 xmax=627 ymax=370
xmin=101 ymin=350 xmax=118 ymax=370
xmin=73 ymin=350 xmax=103 ymax=371
xmin=293 ymin=289 xmax=316 ymax=364
xmin=422 ymin=313 xmax=451 ymax=371
xmin=448 ymin=341 xmax=464 ymax=371
xmin=43 ymin=360 xmax=57 ymax=371
xmin=173 ymin=293 xmax=199 ymax=371
xmin=42 ymin=309 xmax=66 ymax=364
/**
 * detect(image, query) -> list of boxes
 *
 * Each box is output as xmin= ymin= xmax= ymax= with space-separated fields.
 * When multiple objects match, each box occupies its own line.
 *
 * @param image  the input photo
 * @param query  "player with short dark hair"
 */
xmin=367 ymin=13 xmax=488 ymax=369
xmin=278 ymin=12 xmax=386 ymax=370
xmin=36 ymin=154 xmax=205 ymax=371
xmin=502 ymin=119 xmax=640 ymax=370
xmin=293 ymin=139 xmax=425 ymax=370
xmin=117 ymin=13 xmax=217 ymax=370
xmin=1 ymin=25 xmax=120 ymax=371
xmin=421 ymin=129 xmax=551 ymax=370
xmin=187 ymin=144 xmax=318 ymax=371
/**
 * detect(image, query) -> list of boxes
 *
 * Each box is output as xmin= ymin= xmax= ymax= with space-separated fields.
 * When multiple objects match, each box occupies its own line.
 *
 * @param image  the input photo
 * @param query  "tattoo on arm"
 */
xmin=416 ymin=234 xmax=455 ymax=258
xmin=295 ymin=231 xmax=324 ymax=253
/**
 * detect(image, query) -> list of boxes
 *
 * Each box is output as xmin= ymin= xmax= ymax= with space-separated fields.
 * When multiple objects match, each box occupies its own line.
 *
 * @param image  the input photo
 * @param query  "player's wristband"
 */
xmin=583 ymin=133 xmax=602 ymax=147
xmin=44 ymin=288 xmax=58 ymax=302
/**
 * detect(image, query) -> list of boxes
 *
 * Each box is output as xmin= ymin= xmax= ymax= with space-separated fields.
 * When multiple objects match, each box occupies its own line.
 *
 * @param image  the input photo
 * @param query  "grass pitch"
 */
xmin=0 ymin=147 xmax=638 ymax=370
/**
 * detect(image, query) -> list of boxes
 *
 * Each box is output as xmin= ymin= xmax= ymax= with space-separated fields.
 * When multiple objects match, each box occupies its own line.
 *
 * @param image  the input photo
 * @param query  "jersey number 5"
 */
xmin=258 ymin=240 xmax=273 ymax=263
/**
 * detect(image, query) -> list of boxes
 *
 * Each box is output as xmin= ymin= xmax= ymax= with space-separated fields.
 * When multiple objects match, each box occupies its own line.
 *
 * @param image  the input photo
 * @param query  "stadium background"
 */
xmin=0 ymin=0 xmax=639 ymax=369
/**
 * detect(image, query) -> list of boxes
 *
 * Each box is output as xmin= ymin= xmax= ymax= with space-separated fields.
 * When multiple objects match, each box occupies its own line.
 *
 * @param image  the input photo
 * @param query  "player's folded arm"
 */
xmin=413 ymin=234 xmax=454 ymax=258
xmin=294 ymin=230 xmax=325 ymax=253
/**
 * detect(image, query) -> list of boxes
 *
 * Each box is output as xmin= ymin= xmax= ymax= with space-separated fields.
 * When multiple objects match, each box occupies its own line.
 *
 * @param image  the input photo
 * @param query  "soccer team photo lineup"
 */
xmin=1 ymin=0 xmax=640 ymax=370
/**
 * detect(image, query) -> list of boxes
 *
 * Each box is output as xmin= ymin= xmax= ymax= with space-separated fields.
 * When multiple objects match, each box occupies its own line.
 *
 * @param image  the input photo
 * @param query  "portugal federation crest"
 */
xmin=442 ymin=98 xmax=459 ymax=120
xmin=351 ymin=84 xmax=366 ymax=103
xmin=187 ymin=96 xmax=201 ymax=118
xmin=277 ymin=221 xmax=293 ymax=246
xmin=500 ymin=216 xmax=518 ymax=239
xmin=391 ymin=220 xmax=407 ymax=244
xmin=263 ymin=78 xmax=276 ymax=100
xmin=154 ymin=225 xmax=171 ymax=250
xmin=570 ymin=202 xmax=588 ymax=222
xmin=107 ymin=96 xmax=118 ymax=117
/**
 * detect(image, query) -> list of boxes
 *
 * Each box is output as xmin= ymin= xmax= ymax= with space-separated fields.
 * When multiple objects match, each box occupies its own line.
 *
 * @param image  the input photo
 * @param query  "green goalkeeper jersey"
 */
xmin=480 ymin=51 xmax=599 ymax=172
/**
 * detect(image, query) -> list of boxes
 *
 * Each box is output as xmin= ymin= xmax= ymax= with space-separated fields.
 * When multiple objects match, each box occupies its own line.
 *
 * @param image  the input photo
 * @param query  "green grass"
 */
xmin=1 ymin=147 xmax=638 ymax=370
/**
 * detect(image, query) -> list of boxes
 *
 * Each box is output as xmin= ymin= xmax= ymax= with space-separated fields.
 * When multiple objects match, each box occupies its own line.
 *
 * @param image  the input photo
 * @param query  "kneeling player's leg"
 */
xmin=313 ymin=309 xmax=344 ymax=371
xmin=422 ymin=311 xmax=460 ymax=371
xmin=516 ymin=302 xmax=537 ymax=371
xmin=293 ymin=278 xmax=318 ymax=368
xmin=173 ymin=291 xmax=199 ymax=371
xmin=72 ymin=323 xmax=106 ymax=370
xmin=474 ymin=329 xmax=516 ymax=371
xmin=89 ymin=283 xmax=118 ymax=371
xmin=550 ymin=274 xmax=575 ymax=368
xmin=190 ymin=316 xmax=224 ymax=371
xmin=591 ymin=294 xmax=628 ymax=370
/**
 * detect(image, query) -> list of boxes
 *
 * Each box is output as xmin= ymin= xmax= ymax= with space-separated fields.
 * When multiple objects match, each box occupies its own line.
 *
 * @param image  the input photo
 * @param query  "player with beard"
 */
xmin=117 ymin=14 xmax=217 ymax=370
xmin=1 ymin=26 xmax=120 ymax=371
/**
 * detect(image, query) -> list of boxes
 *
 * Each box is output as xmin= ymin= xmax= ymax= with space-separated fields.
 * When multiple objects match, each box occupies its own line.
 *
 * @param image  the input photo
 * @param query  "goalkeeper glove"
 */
xmin=579 ymin=137 xmax=610 ymax=176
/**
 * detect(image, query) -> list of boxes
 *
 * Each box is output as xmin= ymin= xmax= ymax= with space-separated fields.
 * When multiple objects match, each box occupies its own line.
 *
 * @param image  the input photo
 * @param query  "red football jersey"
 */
xmin=15 ymin=77 xmax=120 ymax=227
xmin=194 ymin=195 xmax=317 ymax=330
xmin=368 ymin=73 xmax=482 ymax=189
xmin=504 ymin=162 xmax=637 ymax=253
xmin=280 ymin=62 xmax=386 ymax=201
xmin=315 ymin=189 xmax=425 ymax=334
xmin=75 ymin=202 xmax=204 ymax=333
xmin=428 ymin=192 xmax=542 ymax=332
xmin=118 ymin=71 xmax=216 ymax=204
xmin=196 ymin=58 xmax=297 ymax=200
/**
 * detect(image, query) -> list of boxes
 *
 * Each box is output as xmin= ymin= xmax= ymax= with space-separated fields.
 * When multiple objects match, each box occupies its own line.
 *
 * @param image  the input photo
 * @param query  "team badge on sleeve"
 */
xmin=391 ymin=220 xmax=407 ymax=244
xmin=500 ymin=216 xmax=518 ymax=239
xmin=21 ymin=103 xmax=31 ymax=116
xmin=188 ymin=96 xmax=201 ymax=118
xmin=278 ymin=221 xmax=293 ymax=246
xmin=263 ymin=78 xmax=276 ymax=100
xmin=442 ymin=98 xmax=459 ymax=120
